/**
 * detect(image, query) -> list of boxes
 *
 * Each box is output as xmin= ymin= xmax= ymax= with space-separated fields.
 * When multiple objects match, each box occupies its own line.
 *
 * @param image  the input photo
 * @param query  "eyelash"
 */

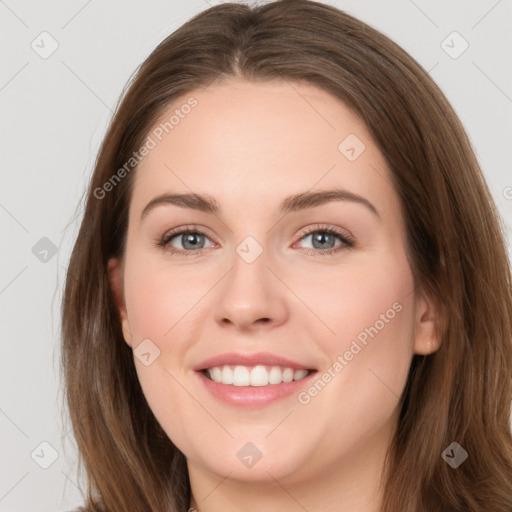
xmin=156 ymin=224 xmax=355 ymax=257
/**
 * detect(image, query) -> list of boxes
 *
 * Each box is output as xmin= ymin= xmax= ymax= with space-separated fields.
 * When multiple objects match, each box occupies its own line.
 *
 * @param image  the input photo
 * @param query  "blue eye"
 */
xmin=295 ymin=226 xmax=355 ymax=256
xmin=157 ymin=224 xmax=354 ymax=257
xmin=158 ymin=228 xmax=214 ymax=256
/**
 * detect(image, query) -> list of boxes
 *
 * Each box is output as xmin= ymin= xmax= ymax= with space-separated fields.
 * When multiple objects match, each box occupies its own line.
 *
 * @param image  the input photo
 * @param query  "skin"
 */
xmin=109 ymin=78 xmax=441 ymax=512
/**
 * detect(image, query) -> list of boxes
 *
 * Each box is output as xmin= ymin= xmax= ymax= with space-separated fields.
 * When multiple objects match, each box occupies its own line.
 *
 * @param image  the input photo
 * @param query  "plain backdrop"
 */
xmin=1 ymin=1 xmax=511 ymax=510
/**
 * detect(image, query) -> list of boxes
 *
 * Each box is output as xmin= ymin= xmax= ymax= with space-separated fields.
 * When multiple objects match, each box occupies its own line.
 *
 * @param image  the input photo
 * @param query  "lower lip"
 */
xmin=195 ymin=370 xmax=317 ymax=407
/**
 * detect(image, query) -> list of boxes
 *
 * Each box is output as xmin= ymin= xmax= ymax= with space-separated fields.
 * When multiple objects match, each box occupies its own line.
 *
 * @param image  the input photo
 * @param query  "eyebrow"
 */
xmin=140 ymin=188 xmax=380 ymax=220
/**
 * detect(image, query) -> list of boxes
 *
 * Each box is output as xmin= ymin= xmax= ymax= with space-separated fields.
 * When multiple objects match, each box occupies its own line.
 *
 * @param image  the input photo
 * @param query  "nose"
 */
xmin=213 ymin=243 xmax=289 ymax=332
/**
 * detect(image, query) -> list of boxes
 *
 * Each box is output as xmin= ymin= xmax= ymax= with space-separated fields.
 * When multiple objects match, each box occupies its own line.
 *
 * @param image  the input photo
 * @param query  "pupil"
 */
xmin=180 ymin=232 xmax=335 ymax=251
xmin=313 ymin=232 xmax=334 ymax=249
xmin=183 ymin=233 xmax=203 ymax=250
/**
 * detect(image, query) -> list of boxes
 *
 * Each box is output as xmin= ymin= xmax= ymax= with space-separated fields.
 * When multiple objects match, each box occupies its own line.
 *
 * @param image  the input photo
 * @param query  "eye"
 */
xmin=294 ymin=225 xmax=355 ymax=256
xmin=156 ymin=224 xmax=355 ymax=257
xmin=157 ymin=226 xmax=215 ymax=256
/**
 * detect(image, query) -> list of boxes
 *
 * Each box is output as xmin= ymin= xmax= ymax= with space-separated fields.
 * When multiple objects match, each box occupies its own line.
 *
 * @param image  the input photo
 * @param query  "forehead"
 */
xmin=130 ymin=78 xmax=395 ymax=220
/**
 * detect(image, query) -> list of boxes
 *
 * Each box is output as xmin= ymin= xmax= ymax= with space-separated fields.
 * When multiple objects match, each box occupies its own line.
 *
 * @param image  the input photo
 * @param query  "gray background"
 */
xmin=1 ymin=0 xmax=511 ymax=510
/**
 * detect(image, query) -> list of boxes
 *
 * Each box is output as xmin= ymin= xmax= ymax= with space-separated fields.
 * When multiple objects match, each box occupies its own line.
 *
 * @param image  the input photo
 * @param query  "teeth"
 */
xmin=269 ymin=366 xmax=282 ymax=384
xmin=221 ymin=366 xmax=233 ymax=384
xmin=233 ymin=365 xmax=250 ymax=386
xmin=283 ymin=368 xmax=294 ymax=383
xmin=212 ymin=367 xmax=222 ymax=382
xmin=205 ymin=365 xmax=310 ymax=386
xmin=250 ymin=365 xmax=268 ymax=386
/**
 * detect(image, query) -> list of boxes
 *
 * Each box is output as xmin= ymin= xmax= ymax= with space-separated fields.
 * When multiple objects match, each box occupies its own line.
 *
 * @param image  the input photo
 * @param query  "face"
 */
xmin=109 ymin=78 xmax=439 ymax=490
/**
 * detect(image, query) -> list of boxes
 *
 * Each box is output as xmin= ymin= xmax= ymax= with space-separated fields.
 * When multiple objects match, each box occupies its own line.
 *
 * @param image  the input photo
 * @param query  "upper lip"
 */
xmin=193 ymin=352 xmax=316 ymax=371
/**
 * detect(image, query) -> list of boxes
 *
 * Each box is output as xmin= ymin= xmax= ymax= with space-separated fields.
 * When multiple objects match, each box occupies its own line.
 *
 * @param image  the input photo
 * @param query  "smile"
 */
xmin=203 ymin=364 xmax=313 ymax=386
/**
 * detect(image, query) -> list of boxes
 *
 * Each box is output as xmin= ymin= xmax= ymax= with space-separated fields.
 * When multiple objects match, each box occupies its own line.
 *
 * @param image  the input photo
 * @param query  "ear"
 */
xmin=108 ymin=257 xmax=133 ymax=347
xmin=413 ymin=288 xmax=444 ymax=355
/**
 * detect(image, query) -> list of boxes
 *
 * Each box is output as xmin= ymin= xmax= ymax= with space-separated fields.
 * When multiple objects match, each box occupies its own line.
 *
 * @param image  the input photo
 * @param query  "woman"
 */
xmin=61 ymin=1 xmax=512 ymax=511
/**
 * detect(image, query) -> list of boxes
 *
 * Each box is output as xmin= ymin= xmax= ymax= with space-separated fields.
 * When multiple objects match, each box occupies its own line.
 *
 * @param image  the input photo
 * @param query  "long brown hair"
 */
xmin=61 ymin=1 xmax=512 ymax=510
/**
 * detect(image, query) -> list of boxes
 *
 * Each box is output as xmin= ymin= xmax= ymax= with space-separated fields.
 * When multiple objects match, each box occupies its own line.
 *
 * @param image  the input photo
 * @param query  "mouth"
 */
xmin=194 ymin=353 xmax=319 ymax=407
xmin=201 ymin=365 xmax=317 ymax=387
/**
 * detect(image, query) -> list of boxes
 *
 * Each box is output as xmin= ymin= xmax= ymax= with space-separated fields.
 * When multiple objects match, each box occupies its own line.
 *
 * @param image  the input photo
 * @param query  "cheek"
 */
xmin=288 ymin=252 xmax=414 ymax=354
xmin=296 ymin=251 xmax=416 ymax=413
xmin=121 ymin=253 xmax=205 ymax=448
xmin=123 ymin=251 xmax=210 ymax=345
xmin=285 ymin=259 xmax=415 ymax=463
xmin=291 ymin=251 xmax=416 ymax=414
